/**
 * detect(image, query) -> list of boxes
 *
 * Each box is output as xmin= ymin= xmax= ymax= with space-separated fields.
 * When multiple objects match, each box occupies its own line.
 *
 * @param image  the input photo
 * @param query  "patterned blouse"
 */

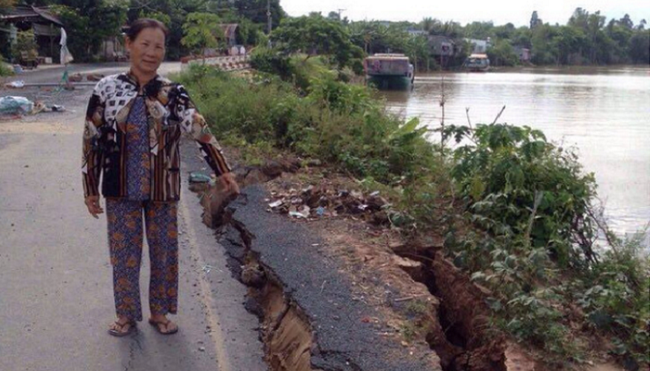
xmin=125 ymin=96 xmax=151 ymax=200
xmin=82 ymin=72 xmax=231 ymax=202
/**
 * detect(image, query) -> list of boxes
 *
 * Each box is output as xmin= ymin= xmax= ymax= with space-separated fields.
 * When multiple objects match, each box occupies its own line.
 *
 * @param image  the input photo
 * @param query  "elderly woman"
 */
xmin=82 ymin=19 xmax=238 ymax=337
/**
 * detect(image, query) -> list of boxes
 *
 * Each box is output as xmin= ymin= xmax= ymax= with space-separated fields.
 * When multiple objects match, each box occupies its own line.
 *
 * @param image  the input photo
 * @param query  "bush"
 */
xmin=445 ymin=123 xmax=649 ymax=366
xmin=10 ymin=30 xmax=37 ymax=63
xmin=249 ymin=47 xmax=296 ymax=80
xmin=448 ymin=124 xmax=597 ymax=266
xmin=178 ymin=64 xmax=439 ymax=186
xmin=0 ymin=55 xmax=13 ymax=76
xmin=577 ymin=232 xmax=650 ymax=368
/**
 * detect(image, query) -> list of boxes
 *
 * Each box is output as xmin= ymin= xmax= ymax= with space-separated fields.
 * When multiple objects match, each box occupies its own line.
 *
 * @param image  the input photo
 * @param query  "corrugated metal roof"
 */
xmin=0 ymin=6 xmax=63 ymax=26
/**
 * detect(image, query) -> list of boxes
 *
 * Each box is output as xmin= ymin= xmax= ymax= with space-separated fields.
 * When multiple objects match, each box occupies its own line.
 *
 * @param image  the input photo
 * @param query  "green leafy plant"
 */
xmin=0 ymin=55 xmax=13 ymax=76
xmin=181 ymin=12 xmax=224 ymax=56
xmin=10 ymin=30 xmax=38 ymax=62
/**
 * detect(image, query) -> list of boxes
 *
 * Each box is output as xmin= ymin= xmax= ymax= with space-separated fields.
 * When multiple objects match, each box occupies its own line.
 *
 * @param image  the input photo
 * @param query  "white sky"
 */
xmin=280 ymin=0 xmax=650 ymax=27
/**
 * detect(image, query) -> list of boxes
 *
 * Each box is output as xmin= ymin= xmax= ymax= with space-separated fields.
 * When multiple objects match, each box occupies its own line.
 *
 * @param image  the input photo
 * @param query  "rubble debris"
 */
xmin=68 ymin=73 xmax=83 ymax=82
xmin=86 ymin=73 xmax=105 ymax=82
xmin=0 ymin=96 xmax=33 ymax=115
xmin=266 ymin=181 xmax=395 ymax=223
xmin=4 ymin=80 xmax=25 ymax=89
xmin=189 ymin=172 xmax=212 ymax=184
xmin=47 ymin=104 xmax=65 ymax=112
xmin=31 ymin=101 xmax=46 ymax=114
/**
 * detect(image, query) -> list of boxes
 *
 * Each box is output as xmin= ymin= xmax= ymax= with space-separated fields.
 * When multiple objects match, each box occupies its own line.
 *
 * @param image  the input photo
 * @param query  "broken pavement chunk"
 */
xmin=4 ymin=80 xmax=25 ymax=89
xmin=189 ymin=172 xmax=212 ymax=183
xmin=0 ymin=96 xmax=34 ymax=115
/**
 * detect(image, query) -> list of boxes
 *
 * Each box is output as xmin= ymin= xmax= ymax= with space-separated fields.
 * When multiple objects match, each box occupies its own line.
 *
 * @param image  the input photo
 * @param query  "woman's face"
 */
xmin=126 ymin=27 xmax=166 ymax=76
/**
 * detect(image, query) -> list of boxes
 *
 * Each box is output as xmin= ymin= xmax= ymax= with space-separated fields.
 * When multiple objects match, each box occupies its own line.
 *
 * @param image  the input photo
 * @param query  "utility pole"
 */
xmin=267 ymin=0 xmax=272 ymax=47
xmin=337 ymin=8 xmax=346 ymax=21
xmin=267 ymin=0 xmax=272 ymax=33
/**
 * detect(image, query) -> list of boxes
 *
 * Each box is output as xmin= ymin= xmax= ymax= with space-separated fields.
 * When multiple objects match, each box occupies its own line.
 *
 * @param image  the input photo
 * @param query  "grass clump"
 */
xmin=0 ymin=55 xmax=13 ymax=77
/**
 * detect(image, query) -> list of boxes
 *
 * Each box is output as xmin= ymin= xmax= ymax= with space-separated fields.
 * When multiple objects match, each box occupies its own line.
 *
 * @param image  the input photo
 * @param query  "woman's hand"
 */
xmin=85 ymin=195 xmax=104 ymax=219
xmin=219 ymin=172 xmax=240 ymax=195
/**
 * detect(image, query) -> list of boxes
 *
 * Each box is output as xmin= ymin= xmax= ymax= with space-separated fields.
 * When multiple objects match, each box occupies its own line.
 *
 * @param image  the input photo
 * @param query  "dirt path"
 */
xmin=0 ymin=83 xmax=265 ymax=371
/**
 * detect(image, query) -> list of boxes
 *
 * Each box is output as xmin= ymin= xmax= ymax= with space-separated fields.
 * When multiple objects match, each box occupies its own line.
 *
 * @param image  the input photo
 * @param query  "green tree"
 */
xmin=531 ymin=24 xmax=558 ymax=65
xmin=11 ymin=29 xmax=37 ymax=60
xmin=492 ymin=23 xmax=516 ymax=39
xmin=0 ymin=0 xmax=14 ymax=12
xmin=0 ymin=0 xmax=15 ymax=59
xmin=420 ymin=17 xmax=436 ymax=33
xmin=511 ymin=26 xmax=532 ymax=48
xmin=405 ymin=34 xmax=434 ymax=72
xmin=327 ymin=11 xmax=340 ymax=21
xmin=271 ymin=14 xmax=363 ymax=69
xmin=530 ymin=11 xmax=542 ymax=29
xmin=464 ymin=21 xmax=494 ymax=39
xmin=628 ymin=29 xmax=650 ymax=63
xmin=137 ymin=10 xmax=171 ymax=28
xmin=232 ymin=0 xmax=284 ymax=27
xmin=487 ymin=39 xmax=519 ymax=66
xmin=606 ymin=19 xmax=633 ymax=63
xmin=552 ymin=26 xmax=587 ymax=64
xmin=181 ymin=12 xmax=223 ymax=56
xmin=51 ymin=0 xmax=127 ymax=62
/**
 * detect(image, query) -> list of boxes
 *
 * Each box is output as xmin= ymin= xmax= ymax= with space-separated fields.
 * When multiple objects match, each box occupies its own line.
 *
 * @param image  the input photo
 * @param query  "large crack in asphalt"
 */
xmin=190 ymin=162 xmax=316 ymax=371
xmin=392 ymin=244 xmax=507 ymax=371
xmin=187 ymin=159 xmax=443 ymax=371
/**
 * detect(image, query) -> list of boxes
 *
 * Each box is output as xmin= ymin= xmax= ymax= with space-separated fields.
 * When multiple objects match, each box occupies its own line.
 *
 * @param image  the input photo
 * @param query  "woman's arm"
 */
xmin=173 ymin=85 xmax=231 ymax=174
xmin=172 ymin=84 xmax=238 ymax=193
xmin=82 ymin=86 xmax=105 ymax=217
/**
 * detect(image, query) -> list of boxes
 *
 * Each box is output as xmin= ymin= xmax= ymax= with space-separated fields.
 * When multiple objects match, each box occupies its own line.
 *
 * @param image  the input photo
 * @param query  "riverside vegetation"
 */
xmin=176 ymin=51 xmax=649 ymax=369
xmin=0 ymin=55 xmax=13 ymax=76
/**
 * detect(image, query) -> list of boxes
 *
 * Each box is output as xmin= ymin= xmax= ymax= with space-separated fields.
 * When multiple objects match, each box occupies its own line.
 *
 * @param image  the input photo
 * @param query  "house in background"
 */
xmin=465 ymin=38 xmax=491 ymax=54
xmin=428 ymin=35 xmax=456 ymax=57
xmin=0 ymin=5 xmax=63 ymax=63
xmin=513 ymin=46 xmax=531 ymax=62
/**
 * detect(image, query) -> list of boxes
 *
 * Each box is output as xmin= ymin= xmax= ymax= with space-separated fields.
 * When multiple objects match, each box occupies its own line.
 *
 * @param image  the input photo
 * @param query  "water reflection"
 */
xmin=381 ymin=66 xmax=650 ymax=243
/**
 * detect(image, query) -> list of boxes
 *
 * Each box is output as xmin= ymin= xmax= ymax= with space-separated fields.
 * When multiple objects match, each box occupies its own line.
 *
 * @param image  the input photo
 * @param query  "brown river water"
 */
xmin=380 ymin=66 xmax=650 ymax=244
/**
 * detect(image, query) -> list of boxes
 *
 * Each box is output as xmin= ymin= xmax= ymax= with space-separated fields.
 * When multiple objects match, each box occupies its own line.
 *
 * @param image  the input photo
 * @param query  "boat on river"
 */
xmin=364 ymin=53 xmax=414 ymax=89
xmin=463 ymin=53 xmax=490 ymax=72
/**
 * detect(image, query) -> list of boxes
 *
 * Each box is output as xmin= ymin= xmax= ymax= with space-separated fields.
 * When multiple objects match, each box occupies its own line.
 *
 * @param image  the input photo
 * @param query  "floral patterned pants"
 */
xmin=106 ymin=199 xmax=178 ymax=321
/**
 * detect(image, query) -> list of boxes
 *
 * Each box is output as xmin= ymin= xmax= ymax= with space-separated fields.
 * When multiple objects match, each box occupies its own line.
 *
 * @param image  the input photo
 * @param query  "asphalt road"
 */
xmin=0 ymin=64 xmax=266 ymax=371
xmin=4 ymin=62 xmax=183 ymax=85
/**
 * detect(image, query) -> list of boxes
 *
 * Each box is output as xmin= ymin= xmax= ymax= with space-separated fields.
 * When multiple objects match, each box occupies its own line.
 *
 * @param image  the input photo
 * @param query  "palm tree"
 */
xmin=421 ymin=17 xmax=435 ymax=33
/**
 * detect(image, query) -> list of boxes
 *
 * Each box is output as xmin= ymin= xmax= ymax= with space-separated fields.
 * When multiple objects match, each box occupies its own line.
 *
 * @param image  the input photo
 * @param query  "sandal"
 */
xmin=148 ymin=318 xmax=179 ymax=335
xmin=108 ymin=320 xmax=136 ymax=337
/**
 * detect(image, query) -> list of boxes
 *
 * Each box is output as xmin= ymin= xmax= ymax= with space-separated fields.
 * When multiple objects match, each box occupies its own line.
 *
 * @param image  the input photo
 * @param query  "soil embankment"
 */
xmin=182 ymin=141 xmax=445 ymax=370
xmin=181 ymin=139 xmax=520 ymax=370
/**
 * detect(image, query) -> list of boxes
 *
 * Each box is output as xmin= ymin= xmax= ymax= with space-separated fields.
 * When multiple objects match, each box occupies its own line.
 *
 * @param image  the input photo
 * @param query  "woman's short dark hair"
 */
xmin=126 ymin=18 xmax=169 ymax=41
